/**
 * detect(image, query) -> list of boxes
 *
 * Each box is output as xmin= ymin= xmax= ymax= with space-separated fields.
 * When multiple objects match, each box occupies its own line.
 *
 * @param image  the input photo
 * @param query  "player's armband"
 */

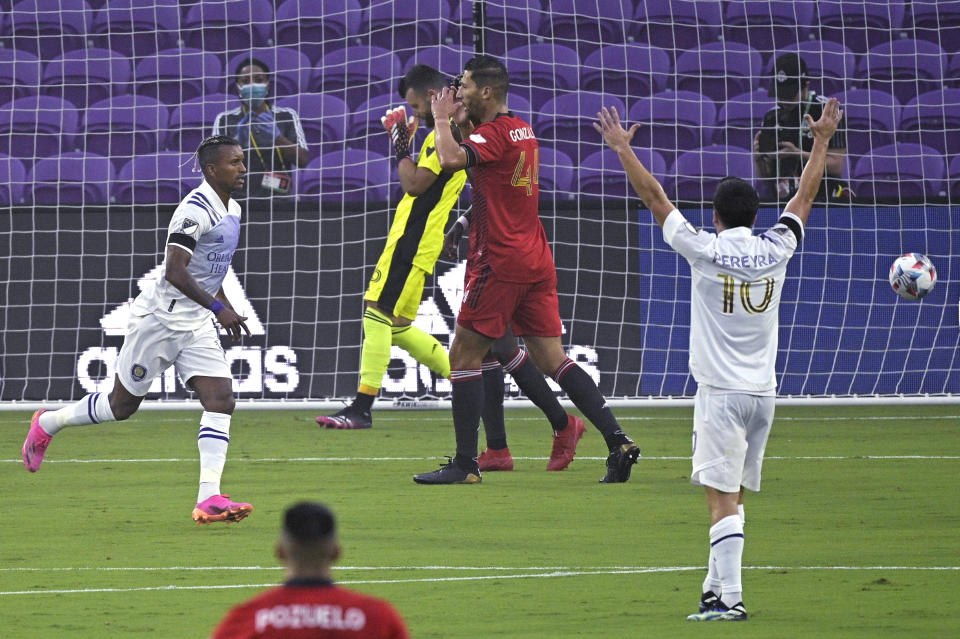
xmin=168 ymin=233 xmax=197 ymax=252
xmin=777 ymin=212 xmax=804 ymax=244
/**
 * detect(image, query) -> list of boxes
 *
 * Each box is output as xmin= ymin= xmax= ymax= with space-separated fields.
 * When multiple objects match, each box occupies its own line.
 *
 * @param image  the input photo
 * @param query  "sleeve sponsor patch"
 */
xmin=180 ymin=218 xmax=200 ymax=236
xmin=469 ymin=133 xmax=487 ymax=144
xmin=683 ymin=221 xmax=698 ymax=234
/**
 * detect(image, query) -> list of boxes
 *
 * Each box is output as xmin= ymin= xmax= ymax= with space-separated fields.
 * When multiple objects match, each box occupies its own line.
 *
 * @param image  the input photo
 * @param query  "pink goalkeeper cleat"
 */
xmin=22 ymin=409 xmax=52 ymax=473
xmin=192 ymin=494 xmax=254 ymax=525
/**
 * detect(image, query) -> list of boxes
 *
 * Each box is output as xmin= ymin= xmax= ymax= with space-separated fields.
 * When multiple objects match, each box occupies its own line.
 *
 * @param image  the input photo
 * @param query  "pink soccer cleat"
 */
xmin=546 ymin=414 xmax=586 ymax=471
xmin=22 ymin=409 xmax=52 ymax=473
xmin=192 ymin=494 xmax=254 ymax=525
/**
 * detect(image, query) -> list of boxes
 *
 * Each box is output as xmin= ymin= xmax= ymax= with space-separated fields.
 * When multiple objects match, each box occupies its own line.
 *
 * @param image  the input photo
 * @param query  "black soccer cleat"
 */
xmin=699 ymin=591 xmax=720 ymax=613
xmin=414 ymin=457 xmax=481 ymax=485
xmin=316 ymin=406 xmax=372 ymax=430
xmin=599 ymin=443 xmax=641 ymax=483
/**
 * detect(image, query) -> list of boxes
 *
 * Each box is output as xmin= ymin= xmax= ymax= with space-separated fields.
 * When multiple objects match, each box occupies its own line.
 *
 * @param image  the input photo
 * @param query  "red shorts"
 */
xmin=457 ymin=267 xmax=562 ymax=339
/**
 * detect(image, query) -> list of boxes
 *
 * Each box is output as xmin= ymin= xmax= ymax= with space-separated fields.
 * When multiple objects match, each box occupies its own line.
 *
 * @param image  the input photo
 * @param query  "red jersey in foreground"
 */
xmin=460 ymin=112 xmax=555 ymax=283
xmin=211 ymin=579 xmax=410 ymax=639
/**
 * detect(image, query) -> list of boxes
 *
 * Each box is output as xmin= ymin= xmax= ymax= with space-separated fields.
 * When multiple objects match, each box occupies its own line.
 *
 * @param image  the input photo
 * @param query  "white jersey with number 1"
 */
xmin=129 ymin=179 xmax=242 ymax=332
xmin=662 ymin=209 xmax=804 ymax=394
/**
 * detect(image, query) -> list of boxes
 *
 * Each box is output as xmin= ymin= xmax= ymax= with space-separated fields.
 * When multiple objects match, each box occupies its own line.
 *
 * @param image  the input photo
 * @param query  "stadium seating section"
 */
xmin=0 ymin=0 xmax=957 ymax=204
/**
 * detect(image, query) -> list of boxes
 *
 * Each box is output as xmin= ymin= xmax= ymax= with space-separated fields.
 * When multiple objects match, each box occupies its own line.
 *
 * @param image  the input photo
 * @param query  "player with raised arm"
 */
xmin=316 ymin=64 xmax=585 ymax=473
xmin=594 ymin=99 xmax=842 ymax=620
xmin=22 ymin=135 xmax=256 ymax=525
xmin=413 ymin=55 xmax=639 ymax=485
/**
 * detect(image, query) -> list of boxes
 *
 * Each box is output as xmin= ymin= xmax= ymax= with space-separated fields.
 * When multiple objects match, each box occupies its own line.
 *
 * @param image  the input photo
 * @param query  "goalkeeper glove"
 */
xmin=381 ymin=106 xmax=416 ymax=163
xmin=443 ymin=214 xmax=469 ymax=258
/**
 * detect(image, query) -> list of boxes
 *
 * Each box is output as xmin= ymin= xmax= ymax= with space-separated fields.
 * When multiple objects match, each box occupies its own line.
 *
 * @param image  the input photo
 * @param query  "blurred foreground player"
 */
xmin=595 ymin=98 xmax=842 ymax=620
xmin=22 ymin=136 xmax=255 ymax=525
xmin=414 ymin=55 xmax=639 ymax=485
xmin=211 ymin=502 xmax=409 ymax=639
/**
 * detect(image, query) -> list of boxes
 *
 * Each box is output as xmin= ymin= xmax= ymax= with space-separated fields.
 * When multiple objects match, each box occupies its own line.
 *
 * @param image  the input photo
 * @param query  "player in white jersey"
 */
xmin=594 ymin=99 xmax=842 ymax=621
xmin=22 ymin=135 xmax=257 ymax=525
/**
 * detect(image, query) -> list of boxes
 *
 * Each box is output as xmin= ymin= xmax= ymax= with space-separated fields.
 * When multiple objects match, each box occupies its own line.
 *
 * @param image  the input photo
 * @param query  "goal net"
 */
xmin=1 ymin=0 xmax=957 ymax=405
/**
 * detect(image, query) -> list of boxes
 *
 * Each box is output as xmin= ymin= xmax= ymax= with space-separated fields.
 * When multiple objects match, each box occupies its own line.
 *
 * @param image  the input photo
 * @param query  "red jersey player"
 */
xmin=413 ymin=55 xmax=640 ymax=485
xmin=210 ymin=502 xmax=409 ymax=639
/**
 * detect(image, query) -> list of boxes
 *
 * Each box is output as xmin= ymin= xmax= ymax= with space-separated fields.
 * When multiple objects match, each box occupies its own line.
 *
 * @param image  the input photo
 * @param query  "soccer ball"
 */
xmin=889 ymin=253 xmax=936 ymax=300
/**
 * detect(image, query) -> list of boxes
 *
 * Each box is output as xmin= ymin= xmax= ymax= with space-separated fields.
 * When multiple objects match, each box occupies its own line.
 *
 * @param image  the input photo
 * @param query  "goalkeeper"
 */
xmin=317 ymin=65 xmax=584 ymax=473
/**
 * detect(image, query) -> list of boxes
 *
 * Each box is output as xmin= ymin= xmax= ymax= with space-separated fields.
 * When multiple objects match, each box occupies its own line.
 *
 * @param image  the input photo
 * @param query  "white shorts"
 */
xmin=116 ymin=313 xmax=231 ymax=396
xmin=690 ymin=385 xmax=775 ymax=493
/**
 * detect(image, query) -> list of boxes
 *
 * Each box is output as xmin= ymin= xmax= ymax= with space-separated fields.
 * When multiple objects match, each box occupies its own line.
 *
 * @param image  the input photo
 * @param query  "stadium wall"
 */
xmin=2 ymin=201 xmax=956 ymax=405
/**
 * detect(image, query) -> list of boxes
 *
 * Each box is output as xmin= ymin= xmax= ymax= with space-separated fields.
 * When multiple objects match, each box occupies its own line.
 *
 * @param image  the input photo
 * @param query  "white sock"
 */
xmin=738 ymin=504 xmax=745 ymax=525
xmin=710 ymin=514 xmax=744 ymax=607
xmin=702 ymin=548 xmax=722 ymax=595
xmin=197 ymin=411 xmax=231 ymax=503
xmin=39 ymin=392 xmax=116 ymax=435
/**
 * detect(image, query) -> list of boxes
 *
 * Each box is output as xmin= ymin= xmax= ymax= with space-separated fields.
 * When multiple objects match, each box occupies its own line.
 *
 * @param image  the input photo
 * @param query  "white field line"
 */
xmin=1 ymin=565 xmax=957 ymax=596
xmin=1 ymin=454 xmax=958 ymax=464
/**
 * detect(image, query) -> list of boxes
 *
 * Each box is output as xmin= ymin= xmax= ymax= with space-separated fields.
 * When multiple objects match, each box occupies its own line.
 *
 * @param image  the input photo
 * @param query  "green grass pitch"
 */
xmin=1 ymin=404 xmax=958 ymax=637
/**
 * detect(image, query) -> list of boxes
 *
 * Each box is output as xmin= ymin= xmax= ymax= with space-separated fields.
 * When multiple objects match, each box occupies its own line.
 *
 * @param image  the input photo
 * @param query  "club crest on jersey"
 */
xmin=371 ymin=269 xmax=382 ymax=283
xmin=181 ymin=218 xmax=199 ymax=236
xmin=469 ymin=133 xmax=487 ymax=144
xmin=131 ymin=364 xmax=147 ymax=381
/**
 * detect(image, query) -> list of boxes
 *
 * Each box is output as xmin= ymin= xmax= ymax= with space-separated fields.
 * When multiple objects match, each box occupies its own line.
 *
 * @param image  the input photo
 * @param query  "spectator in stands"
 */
xmin=211 ymin=501 xmax=410 ymax=638
xmin=754 ymin=53 xmax=849 ymax=201
xmin=213 ymin=58 xmax=309 ymax=199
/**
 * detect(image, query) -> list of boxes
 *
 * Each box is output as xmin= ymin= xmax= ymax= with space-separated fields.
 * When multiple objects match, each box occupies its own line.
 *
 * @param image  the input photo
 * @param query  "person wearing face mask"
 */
xmin=754 ymin=53 xmax=849 ymax=202
xmin=213 ymin=58 xmax=309 ymax=199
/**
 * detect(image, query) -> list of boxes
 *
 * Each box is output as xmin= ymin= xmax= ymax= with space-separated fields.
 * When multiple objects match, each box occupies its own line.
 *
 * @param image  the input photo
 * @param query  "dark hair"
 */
xmin=464 ymin=55 xmax=509 ymax=100
xmin=196 ymin=135 xmax=241 ymax=173
xmin=712 ymin=177 xmax=759 ymax=229
xmin=234 ymin=57 xmax=269 ymax=79
xmin=284 ymin=502 xmax=336 ymax=544
xmin=398 ymin=63 xmax=447 ymax=98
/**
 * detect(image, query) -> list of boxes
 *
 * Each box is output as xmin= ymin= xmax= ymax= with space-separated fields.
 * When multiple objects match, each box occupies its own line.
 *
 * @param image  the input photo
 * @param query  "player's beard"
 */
xmin=422 ymin=111 xmax=435 ymax=129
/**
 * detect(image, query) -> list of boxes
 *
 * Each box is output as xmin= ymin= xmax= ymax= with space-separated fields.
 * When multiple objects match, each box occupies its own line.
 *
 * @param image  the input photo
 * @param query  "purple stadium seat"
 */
xmin=713 ymin=90 xmax=774 ymax=150
xmin=581 ymin=44 xmax=671 ymax=102
xmin=299 ymin=150 xmax=391 ymax=201
xmin=504 ymin=44 xmax=580 ymax=110
xmin=951 ymin=54 xmax=960 ymax=90
xmin=774 ymin=41 xmax=857 ymax=98
xmin=28 ymin=152 xmax=115 ymax=205
xmin=723 ymin=1 xmax=816 ymax=55
xmin=913 ymin=1 xmax=960 ymax=52
xmin=675 ymin=42 xmax=764 ymax=102
xmin=666 ymin=145 xmax=755 ymax=202
xmin=168 ymin=93 xmax=234 ymax=155
xmin=84 ymin=95 xmax=170 ymax=168
xmin=182 ymin=0 xmax=274 ymax=53
xmin=135 ymin=48 xmax=223 ymax=105
xmin=0 ymin=95 xmax=77 ymax=158
xmin=346 ymin=94 xmax=395 ymax=149
xmin=506 ymin=94 xmax=533 ymax=125
xmin=42 ymin=48 xmax=132 ymax=110
xmin=227 ymin=48 xmax=313 ymax=100
xmin=949 ymin=155 xmax=960 ymax=198
xmin=535 ymin=93 xmax=627 ymax=162
xmin=8 ymin=0 xmax=91 ymax=60
xmin=836 ymin=89 xmax=900 ymax=156
xmin=362 ymin=0 xmax=451 ymax=57
xmin=311 ymin=46 xmax=401 ymax=109
xmin=537 ymin=147 xmax=575 ymax=199
xmin=450 ymin=1 xmax=545 ymax=56
xmin=818 ymin=0 xmax=908 ymax=53
xmin=857 ymin=39 xmax=947 ymax=104
xmin=900 ymin=89 xmax=960 ymax=156
xmin=89 ymin=0 xmax=181 ymax=59
xmin=0 ymin=154 xmax=27 ymax=205
xmin=115 ymin=152 xmax=196 ymax=204
xmin=627 ymin=91 xmax=718 ymax=168
xmin=633 ymin=0 xmax=723 ymax=56
xmin=851 ymin=143 xmax=945 ymax=200
xmin=401 ymin=45 xmax=475 ymax=75
xmin=275 ymin=0 xmax=363 ymax=65
xmin=580 ymin=148 xmax=667 ymax=198
xmin=277 ymin=93 xmax=349 ymax=152
xmin=540 ymin=0 xmax=635 ymax=57
xmin=0 ymin=48 xmax=41 ymax=105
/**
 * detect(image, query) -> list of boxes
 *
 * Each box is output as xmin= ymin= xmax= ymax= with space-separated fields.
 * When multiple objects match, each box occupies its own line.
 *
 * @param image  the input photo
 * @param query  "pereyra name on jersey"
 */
xmin=129 ymin=179 xmax=243 ymax=331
